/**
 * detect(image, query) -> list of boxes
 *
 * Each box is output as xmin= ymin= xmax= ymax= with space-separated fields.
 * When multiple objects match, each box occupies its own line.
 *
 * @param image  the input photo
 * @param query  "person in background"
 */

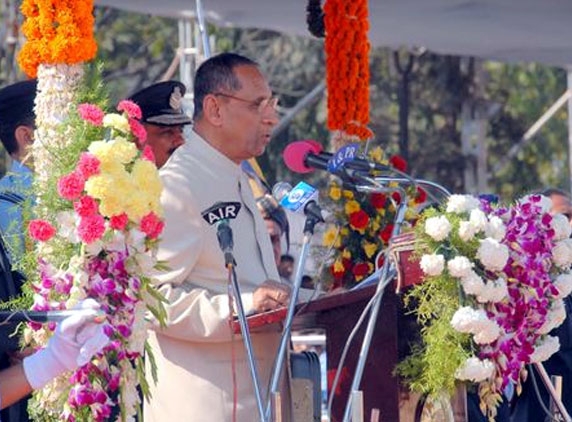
xmin=128 ymin=81 xmax=192 ymax=168
xmin=144 ymin=52 xmax=292 ymax=422
xmin=0 ymin=300 xmax=108 ymax=411
xmin=278 ymin=254 xmax=295 ymax=284
xmin=0 ymin=79 xmax=37 ymax=422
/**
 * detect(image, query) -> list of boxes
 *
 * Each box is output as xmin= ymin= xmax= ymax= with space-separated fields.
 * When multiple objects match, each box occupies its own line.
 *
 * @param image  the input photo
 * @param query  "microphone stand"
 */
xmin=532 ymin=363 xmax=572 ymax=422
xmin=342 ymin=185 xmax=410 ymax=422
xmin=264 ymin=202 xmax=324 ymax=421
xmin=218 ymin=221 xmax=267 ymax=422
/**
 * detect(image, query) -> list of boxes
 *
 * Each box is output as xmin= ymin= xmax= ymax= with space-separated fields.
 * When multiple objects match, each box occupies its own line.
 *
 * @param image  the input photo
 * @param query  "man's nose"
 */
xmin=262 ymin=109 xmax=279 ymax=126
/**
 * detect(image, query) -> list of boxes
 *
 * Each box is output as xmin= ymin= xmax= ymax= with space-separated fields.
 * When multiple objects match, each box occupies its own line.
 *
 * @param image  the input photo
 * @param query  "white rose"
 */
xmin=554 ymin=272 xmax=572 ymax=299
xmin=455 ymin=357 xmax=495 ymax=382
xmin=420 ymin=254 xmax=445 ymax=276
xmin=539 ymin=299 xmax=567 ymax=334
xmin=56 ymin=210 xmax=80 ymax=243
xmin=450 ymin=306 xmax=488 ymax=333
xmin=469 ymin=209 xmax=488 ymax=232
xmin=447 ymin=256 xmax=473 ymax=278
xmin=553 ymin=239 xmax=572 ymax=269
xmin=473 ymin=320 xmax=501 ymax=344
xmin=552 ymin=214 xmax=572 ymax=241
xmin=461 ymin=270 xmax=485 ymax=296
xmin=476 ymin=277 xmax=508 ymax=303
xmin=530 ymin=335 xmax=560 ymax=363
xmin=425 ymin=215 xmax=452 ymax=241
xmin=484 ymin=216 xmax=506 ymax=242
xmin=477 ymin=238 xmax=509 ymax=271
xmin=458 ymin=221 xmax=477 ymax=242
xmin=446 ymin=195 xmax=481 ymax=214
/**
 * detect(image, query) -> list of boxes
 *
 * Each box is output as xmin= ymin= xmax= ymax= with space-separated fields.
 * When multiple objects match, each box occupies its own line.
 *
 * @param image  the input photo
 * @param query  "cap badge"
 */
xmin=169 ymin=86 xmax=183 ymax=111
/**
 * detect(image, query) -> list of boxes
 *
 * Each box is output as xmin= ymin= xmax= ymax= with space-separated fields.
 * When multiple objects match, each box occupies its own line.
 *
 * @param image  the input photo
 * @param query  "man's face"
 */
xmin=265 ymin=218 xmax=282 ymax=266
xmin=144 ymin=124 xmax=185 ymax=168
xmin=216 ymin=65 xmax=279 ymax=163
xmin=278 ymin=259 xmax=294 ymax=280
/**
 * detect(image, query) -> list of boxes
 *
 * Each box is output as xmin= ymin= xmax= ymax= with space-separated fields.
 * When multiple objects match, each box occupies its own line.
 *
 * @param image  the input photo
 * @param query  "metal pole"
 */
xmin=567 ymin=68 xmax=572 ymax=191
xmin=195 ymin=0 xmax=211 ymax=58
xmin=533 ymin=363 xmax=572 ymax=422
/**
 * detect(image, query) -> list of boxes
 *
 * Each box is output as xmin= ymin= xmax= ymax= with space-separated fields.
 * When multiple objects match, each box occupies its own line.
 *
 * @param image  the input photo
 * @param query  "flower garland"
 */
xmin=324 ymin=0 xmax=372 ymax=142
xmin=26 ymin=101 xmax=166 ymax=421
xmin=400 ymin=194 xmax=572 ymax=420
xmin=18 ymin=0 xmax=97 ymax=78
xmin=318 ymin=147 xmax=425 ymax=290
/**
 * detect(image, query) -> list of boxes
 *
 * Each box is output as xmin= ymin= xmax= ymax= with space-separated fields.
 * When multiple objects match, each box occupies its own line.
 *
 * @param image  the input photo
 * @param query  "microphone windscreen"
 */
xmin=283 ymin=140 xmax=323 ymax=173
xmin=272 ymin=182 xmax=293 ymax=202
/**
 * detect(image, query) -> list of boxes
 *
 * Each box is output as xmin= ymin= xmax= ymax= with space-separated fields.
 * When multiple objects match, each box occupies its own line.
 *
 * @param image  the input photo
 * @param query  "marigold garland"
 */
xmin=324 ymin=0 xmax=372 ymax=141
xmin=18 ymin=0 xmax=97 ymax=77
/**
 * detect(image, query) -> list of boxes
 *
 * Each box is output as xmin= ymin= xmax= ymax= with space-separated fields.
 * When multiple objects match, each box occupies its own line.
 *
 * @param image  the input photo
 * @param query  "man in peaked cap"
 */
xmin=129 ymin=80 xmax=193 ymax=168
xmin=0 ymin=79 xmax=37 ymax=422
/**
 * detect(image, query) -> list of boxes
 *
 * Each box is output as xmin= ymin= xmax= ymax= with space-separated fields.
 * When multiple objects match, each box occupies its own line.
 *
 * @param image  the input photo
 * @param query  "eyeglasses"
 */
xmin=213 ymin=92 xmax=279 ymax=113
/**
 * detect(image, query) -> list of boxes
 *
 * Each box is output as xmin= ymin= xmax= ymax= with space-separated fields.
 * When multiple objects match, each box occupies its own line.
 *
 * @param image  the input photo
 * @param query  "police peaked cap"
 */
xmin=128 ymin=81 xmax=192 ymax=126
xmin=0 ymin=79 xmax=37 ymax=128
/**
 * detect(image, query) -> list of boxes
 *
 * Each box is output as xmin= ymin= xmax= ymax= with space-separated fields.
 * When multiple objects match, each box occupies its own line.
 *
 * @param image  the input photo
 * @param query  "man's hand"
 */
xmin=252 ymin=280 xmax=291 ymax=313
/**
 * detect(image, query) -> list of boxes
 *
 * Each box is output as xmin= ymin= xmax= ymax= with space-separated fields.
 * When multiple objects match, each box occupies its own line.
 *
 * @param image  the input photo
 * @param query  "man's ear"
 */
xmin=13 ymin=125 xmax=34 ymax=155
xmin=202 ymin=95 xmax=223 ymax=127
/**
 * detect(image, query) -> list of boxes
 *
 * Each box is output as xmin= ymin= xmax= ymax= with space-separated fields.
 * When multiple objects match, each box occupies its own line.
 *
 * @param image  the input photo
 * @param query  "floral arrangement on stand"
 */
xmin=399 ymin=194 xmax=572 ymax=420
xmin=16 ymin=1 xmax=167 ymax=421
xmin=25 ymin=100 xmax=167 ymax=421
xmin=319 ymin=147 xmax=427 ymax=290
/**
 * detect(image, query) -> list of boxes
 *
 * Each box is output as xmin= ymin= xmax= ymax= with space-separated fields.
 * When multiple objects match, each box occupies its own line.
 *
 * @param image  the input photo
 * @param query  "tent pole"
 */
xmin=195 ymin=0 xmax=211 ymax=58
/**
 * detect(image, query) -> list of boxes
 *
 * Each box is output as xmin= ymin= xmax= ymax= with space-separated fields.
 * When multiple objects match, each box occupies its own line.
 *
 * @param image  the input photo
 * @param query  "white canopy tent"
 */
xmin=96 ymin=0 xmax=572 ymax=66
xmin=95 ymin=0 xmax=572 ymax=189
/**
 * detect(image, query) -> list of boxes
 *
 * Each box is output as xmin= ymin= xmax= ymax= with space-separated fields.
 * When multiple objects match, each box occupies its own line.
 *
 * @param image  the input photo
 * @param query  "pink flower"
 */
xmin=78 ymin=214 xmax=106 ymax=244
xmin=117 ymin=100 xmax=142 ymax=119
xmin=77 ymin=104 xmax=105 ymax=126
xmin=109 ymin=213 xmax=129 ymax=231
xmin=28 ymin=219 xmax=56 ymax=242
xmin=129 ymin=118 xmax=147 ymax=145
xmin=140 ymin=211 xmax=164 ymax=239
xmin=77 ymin=153 xmax=100 ymax=179
xmin=142 ymin=145 xmax=156 ymax=164
xmin=73 ymin=195 xmax=99 ymax=217
xmin=58 ymin=171 xmax=85 ymax=201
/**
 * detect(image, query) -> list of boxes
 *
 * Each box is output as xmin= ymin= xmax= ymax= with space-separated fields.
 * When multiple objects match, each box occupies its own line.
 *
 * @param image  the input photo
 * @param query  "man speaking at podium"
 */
xmin=145 ymin=53 xmax=292 ymax=422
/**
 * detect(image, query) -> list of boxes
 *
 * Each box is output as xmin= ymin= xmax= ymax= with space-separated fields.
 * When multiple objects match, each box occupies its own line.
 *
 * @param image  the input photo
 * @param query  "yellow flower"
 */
xmin=329 ymin=184 xmax=342 ymax=201
xmin=368 ymin=146 xmax=384 ymax=163
xmin=109 ymin=139 xmax=138 ymax=164
xmin=345 ymin=200 xmax=360 ymax=215
xmin=333 ymin=258 xmax=345 ymax=273
xmin=363 ymin=242 xmax=378 ymax=259
xmin=323 ymin=225 xmax=340 ymax=247
xmin=131 ymin=160 xmax=162 ymax=197
xmin=342 ymin=248 xmax=351 ymax=259
xmin=343 ymin=190 xmax=354 ymax=199
xmin=99 ymin=193 xmax=125 ymax=217
xmin=102 ymin=113 xmax=130 ymax=134
xmin=125 ymin=191 xmax=153 ymax=221
xmin=84 ymin=173 xmax=114 ymax=199
xmin=340 ymin=227 xmax=350 ymax=236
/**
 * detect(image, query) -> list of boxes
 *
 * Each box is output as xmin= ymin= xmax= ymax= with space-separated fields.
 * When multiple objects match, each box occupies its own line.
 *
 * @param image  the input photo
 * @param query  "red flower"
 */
xmin=415 ymin=187 xmax=428 ymax=204
xmin=140 ymin=212 xmax=164 ymax=239
xmin=129 ymin=118 xmax=147 ymax=145
xmin=117 ymin=100 xmax=142 ymax=119
xmin=379 ymin=223 xmax=394 ymax=243
xmin=349 ymin=210 xmax=369 ymax=230
xmin=391 ymin=191 xmax=401 ymax=205
xmin=77 ymin=103 xmax=104 ymax=126
xmin=28 ymin=219 xmax=56 ymax=242
xmin=352 ymin=262 xmax=370 ymax=277
xmin=110 ymin=213 xmax=129 ymax=231
xmin=389 ymin=155 xmax=407 ymax=172
xmin=142 ymin=145 xmax=156 ymax=164
xmin=370 ymin=193 xmax=386 ymax=209
xmin=73 ymin=195 xmax=99 ymax=217
xmin=77 ymin=153 xmax=100 ymax=179
xmin=78 ymin=214 xmax=106 ymax=244
xmin=57 ymin=171 xmax=85 ymax=201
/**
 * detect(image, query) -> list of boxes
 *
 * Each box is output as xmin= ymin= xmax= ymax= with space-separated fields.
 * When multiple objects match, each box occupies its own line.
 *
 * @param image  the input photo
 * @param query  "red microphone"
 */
xmin=282 ymin=140 xmax=332 ymax=174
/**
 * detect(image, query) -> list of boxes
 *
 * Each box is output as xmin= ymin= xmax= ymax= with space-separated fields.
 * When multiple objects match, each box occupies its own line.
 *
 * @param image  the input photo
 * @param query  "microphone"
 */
xmin=0 ymin=308 xmax=106 ymax=324
xmin=283 ymin=140 xmax=390 ymax=175
xmin=201 ymin=202 xmax=242 ymax=266
xmin=273 ymin=181 xmax=324 ymax=224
